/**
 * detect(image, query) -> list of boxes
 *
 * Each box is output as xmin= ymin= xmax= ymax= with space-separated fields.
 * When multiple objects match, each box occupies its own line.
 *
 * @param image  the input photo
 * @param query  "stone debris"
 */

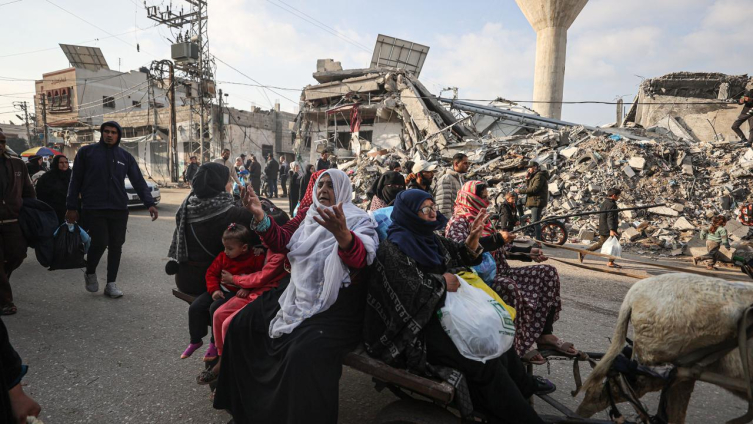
xmin=297 ymin=63 xmax=753 ymax=260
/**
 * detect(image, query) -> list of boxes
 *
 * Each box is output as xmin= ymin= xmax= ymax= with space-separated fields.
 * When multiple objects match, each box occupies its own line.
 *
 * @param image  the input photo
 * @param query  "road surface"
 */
xmin=5 ymin=188 xmax=745 ymax=423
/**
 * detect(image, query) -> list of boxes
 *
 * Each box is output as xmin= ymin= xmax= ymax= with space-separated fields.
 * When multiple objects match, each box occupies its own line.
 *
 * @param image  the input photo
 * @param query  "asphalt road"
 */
xmin=4 ymin=188 xmax=746 ymax=423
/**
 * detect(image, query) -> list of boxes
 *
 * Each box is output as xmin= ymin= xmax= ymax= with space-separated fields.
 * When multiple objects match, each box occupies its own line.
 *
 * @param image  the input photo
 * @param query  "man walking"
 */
xmin=434 ymin=153 xmax=469 ymax=216
xmin=264 ymin=154 xmax=279 ymax=198
xmin=248 ymin=155 xmax=262 ymax=195
xmin=516 ymin=161 xmax=548 ymax=244
xmin=316 ymin=151 xmax=331 ymax=171
xmin=278 ymin=155 xmax=289 ymax=198
xmin=0 ymin=130 xmax=35 ymax=315
xmin=732 ymin=88 xmax=753 ymax=145
xmin=184 ymin=156 xmax=199 ymax=187
xmin=66 ymin=121 xmax=158 ymax=298
xmin=213 ymin=148 xmax=241 ymax=186
xmin=582 ymin=188 xmax=621 ymax=268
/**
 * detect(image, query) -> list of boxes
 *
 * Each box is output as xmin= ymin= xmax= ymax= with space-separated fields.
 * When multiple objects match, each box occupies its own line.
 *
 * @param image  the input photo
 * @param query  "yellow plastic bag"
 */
xmin=456 ymin=271 xmax=516 ymax=321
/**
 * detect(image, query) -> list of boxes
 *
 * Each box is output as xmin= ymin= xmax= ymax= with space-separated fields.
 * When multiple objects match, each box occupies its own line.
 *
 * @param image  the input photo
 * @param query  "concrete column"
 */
xmin=516 ymin=0 xmax=588 ymax=120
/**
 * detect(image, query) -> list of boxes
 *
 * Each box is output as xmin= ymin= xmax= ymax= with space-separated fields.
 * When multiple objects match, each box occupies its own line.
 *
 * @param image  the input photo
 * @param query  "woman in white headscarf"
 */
xmin=214 ymin=169 xmax=378 ymax=424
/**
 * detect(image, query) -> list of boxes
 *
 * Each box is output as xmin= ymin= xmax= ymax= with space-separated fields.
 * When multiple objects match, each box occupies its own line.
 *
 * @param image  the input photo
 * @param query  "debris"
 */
xmin=673 ymin=217 xmax=695 ymax=231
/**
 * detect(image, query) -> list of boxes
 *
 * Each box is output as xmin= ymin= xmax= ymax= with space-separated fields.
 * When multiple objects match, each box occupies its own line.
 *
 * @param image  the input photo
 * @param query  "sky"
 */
xmin=0 ymin=0 xmax=751 ymax=128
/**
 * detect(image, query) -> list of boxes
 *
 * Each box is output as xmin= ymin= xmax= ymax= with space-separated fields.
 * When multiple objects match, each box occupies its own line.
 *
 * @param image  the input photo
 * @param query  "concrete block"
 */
xmin=673 ymin=217 xmax=695 ymax=231
xmin=726 ymin=219 xmax=750 ymax=241
xmin=622 ymin=227 xmax=642 ymax=241
xmin=648 ymin=206 xmax=680 ymax=217
xmin=671 ymin=203 xmax=685 ymax=213
xmin=622 ymin=164 xmax=636 ymax=178
xmin=578 ymin=228 xmax=596 ymax=242
xmin=548 ymin=182 xmax=561 ymax=196
xmin=686 ymin=236 xmax=707 ymax=257
xmin=560 ymin=146 xmax=578 ymax=159
xmin=682 ymin=164 xmax=694 ymax=176
xmin=588 ymin=184 xmax=602 ymax=193
xmin=628 ymin=156 xmax=646 ymax=170
xmin=719 ymin=245 xmax=737 ymax=262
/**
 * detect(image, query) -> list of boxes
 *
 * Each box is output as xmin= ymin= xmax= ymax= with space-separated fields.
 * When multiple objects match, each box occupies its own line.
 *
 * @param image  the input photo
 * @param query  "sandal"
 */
xmin=196 ymin=368 xmax=218 ymax=385
xmin=607 ymin=262 xmax=622 ymax=269
xmin=522 ymin=349 xmax=547 ymax=365
xmin=1 ymin=303 xmax=17 ymax=316
xmin=538 ymin=338 xmax=578 ymax=357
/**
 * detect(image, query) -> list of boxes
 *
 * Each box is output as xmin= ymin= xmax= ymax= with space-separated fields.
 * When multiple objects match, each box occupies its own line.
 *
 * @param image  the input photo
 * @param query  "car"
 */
xmin=124 ymin=178 xmax=161 ymax=207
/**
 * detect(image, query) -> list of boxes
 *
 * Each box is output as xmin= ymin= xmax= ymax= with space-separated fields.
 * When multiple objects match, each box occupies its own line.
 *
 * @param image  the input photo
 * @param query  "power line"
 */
xmin=265 ymin=0 xmax=371 ymax=53
xmin=211 ymin=54 xmax=298 ymax=105
xmin=0 ymin=0 xmax=23 ymax=6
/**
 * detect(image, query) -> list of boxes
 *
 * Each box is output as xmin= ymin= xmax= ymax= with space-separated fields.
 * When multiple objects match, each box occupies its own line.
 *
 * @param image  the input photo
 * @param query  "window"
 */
xmin=262 ymin=144 xmax=273 ymax=159
xmin=132 ymin=100 xmax=141 ymax=108
xmin=103 ymin=96 xmax=115 ymax=109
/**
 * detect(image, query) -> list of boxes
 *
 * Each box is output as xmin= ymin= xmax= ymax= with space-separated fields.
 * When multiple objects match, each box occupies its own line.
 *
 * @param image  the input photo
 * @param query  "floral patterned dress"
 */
xmin=446 ymin=216 xmax=562 ymax=356
xmin=369 ymin=195 xmax=387 ymax=211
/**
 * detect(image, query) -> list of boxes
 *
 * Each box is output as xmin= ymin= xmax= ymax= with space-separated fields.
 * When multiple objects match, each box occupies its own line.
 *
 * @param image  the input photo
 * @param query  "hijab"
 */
xmin=290 ymin=161 xmax=304 ymax=178
xmin=270 ymin=169 xmax=378 ymax=337
xmin=192 ymin=162 xmax=230 ymax=199
xmin=454 ymin=180 xmax=494 ymax=237
xmin=387 ymin=189 xmax=448 ymax=268
xmin=375 ymin=171 xmax=406 ymax=205
xmin=49 ymin=155 xmax=71 ymax=179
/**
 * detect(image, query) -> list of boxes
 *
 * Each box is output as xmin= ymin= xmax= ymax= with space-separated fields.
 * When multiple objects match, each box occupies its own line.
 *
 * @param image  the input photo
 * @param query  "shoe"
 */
xmin=84 ymin=273 xmax=99 ymax=292
xmin=203 ymin=343 xmax=219 ymax=362
xmin=531 ymin=375 xmax=556 ymax=396
xmin=181 ymin=341 xmax=204 ymax=359
xmin=104 ymin=282 xmax=123 ymax=298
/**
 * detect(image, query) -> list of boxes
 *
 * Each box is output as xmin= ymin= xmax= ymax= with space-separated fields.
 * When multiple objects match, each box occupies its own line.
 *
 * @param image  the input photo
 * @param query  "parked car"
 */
xmin=124 ymin=178 xmax=161 ymax=207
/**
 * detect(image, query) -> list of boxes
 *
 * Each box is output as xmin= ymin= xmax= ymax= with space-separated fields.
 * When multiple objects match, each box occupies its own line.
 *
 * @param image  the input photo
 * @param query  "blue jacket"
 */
xmin=66 ymin=121 xmax=155 ymax=210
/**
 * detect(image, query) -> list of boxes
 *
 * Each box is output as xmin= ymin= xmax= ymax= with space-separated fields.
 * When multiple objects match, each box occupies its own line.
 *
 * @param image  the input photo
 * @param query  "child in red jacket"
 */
xmin=181 ymin=223 xmax=264 ymax=360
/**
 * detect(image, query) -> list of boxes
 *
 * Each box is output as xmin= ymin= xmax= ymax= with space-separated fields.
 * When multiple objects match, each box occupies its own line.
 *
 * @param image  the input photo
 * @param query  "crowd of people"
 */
xmin=162 ymin=143 xmax=596 ymax=424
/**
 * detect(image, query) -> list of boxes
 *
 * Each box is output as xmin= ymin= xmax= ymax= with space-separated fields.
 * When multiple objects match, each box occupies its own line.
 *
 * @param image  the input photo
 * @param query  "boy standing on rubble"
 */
xmin=515 ymin=161 xmax=549 ymax=245
xmin=732 ymin=89 xmax=753 ymax=145
xmin=582 ymin=188 xmax=621 ymax=268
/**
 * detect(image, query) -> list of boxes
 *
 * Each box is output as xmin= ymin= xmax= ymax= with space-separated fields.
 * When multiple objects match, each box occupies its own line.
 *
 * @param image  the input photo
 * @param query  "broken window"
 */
xmin=103 ymin=96 xmax=115 ymax=109
xmin=132 ymin=100 xmax=142 ymax=108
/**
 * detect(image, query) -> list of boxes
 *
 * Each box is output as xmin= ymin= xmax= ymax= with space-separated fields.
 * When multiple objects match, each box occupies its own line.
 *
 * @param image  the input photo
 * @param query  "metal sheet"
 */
xmin=370 ymin=34 xmax=429 ymax=76
xmin=59 ymin=44 xmax=109 ymax=71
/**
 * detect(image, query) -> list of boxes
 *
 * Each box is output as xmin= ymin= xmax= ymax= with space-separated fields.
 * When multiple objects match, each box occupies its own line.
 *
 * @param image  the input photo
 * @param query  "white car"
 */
xmin=124 ymin=178 xmax=161 ymax=207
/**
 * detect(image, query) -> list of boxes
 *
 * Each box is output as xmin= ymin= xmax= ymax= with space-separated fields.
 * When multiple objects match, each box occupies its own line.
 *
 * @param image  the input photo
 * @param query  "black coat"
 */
xmin=499 ymin=201 xmax=518 ymax=232
xmin=36 ymin=169 xmax=72 ymax=223
xmin=249 ymin=161 xmax=262 ymax=180
xmin=264 ymin=159 xmax=279 ymax=179
xmin=184 ymin=163 xmax=199 ymax=183
xmin=175 ymin=205 xmax=261 ymax=295
xmin=316 ymin=158 xmax=330 ymax=171
xmin=598 ymin=198 xmax=619 ymax=236
xmin=288 ymin=172 xmax=302 ymax=215
xmin=299 ymin=172 xmax=312 ymax=203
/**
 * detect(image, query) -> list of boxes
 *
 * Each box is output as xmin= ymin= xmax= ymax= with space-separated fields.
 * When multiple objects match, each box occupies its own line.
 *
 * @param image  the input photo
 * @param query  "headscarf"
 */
xmin=300 ymin=169 xmax=326 ymax=209
xmin=375 ymin=171 xmax=406 ymax=205
xmin=290 ymin=161 xmax=304 ymax=178
xmin=387 ymin=189 xmax=447 ymax=268
xmin=192 ymin=162 xmax=230 ymax=199
xmin=168 ymin=163 xmax=235 ymax=262
xmin=269 ymin=169 xmax=378 ymax=337
xmin=454 ymin=180 xmax=494 ymax=237
xmin=49 ymin=155 xmax=71 ymax=179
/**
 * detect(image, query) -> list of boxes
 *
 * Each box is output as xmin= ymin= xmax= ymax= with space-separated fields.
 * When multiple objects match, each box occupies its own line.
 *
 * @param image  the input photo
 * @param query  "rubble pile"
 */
xmin=347 ymin=125 xmax=753 ymax=259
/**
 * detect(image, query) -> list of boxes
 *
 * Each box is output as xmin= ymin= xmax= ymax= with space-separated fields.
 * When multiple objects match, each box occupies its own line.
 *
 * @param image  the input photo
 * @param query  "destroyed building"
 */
xmin=293 ymin=63 xmax=753 ymax=260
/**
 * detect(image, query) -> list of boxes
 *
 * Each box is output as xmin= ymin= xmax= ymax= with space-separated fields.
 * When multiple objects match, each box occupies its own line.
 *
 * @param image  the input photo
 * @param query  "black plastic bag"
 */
xmin=18 ymin=198 xmax=58 ymax=267
xmin=49 ymin=224 xmax=87 ymax=271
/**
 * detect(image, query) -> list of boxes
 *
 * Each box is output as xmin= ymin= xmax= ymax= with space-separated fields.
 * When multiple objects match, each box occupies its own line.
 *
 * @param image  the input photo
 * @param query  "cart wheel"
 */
xmin=374 ymin=399 xmax=459 ymax=424
xmin=541 ymin=222 xmax=568 ymax=245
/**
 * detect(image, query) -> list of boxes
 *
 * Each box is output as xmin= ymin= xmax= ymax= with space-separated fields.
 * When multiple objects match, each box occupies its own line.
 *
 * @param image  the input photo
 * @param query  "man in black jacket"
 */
xmin=732 ymin=89 xmax=753 ymax=145
xmin=264 ymin=154 xmax=279 ymax=198
xmin=184 ymin=156 xmax=199 ymax=187
xmin=278 ymin=155 xmax=289 ymax=198
xmin=66 ymin=121 xmax=158 ymax=298
xmin=583 ymin=188 xmax=621 ymax=268
xmin=499 ymin=192 xmax=520 ymax=232
xmin=248 ymin=155 xmax=262 ymax=195
xmin=0 ymin=130 xmax=35 ymax=315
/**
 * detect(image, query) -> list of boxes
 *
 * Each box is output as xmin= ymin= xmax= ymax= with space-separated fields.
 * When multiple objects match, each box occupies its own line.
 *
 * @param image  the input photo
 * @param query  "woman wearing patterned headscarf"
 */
xmin=446 ymin=181 xmax=575 ymax=365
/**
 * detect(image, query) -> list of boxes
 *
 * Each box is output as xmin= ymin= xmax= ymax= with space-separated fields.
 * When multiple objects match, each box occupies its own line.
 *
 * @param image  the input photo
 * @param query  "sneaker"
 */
xmin=104 ymin=282 xmax=123 ymax=298
xmin=181 ymin=341 xmax=204 ymax=359
xmin=84 ymin=273 xmax=99 ymax=292
xmin=203 ymin=343 xmax=219 ymax=362
xmin=531 ymin=375 xmax=556 ymax=396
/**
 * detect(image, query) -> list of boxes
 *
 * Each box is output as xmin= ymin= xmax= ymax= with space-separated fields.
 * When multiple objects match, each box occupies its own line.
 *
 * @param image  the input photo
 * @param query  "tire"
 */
xmin=541 ymin=221 xmax=568 ymax=245
xmin=374 ymin=399 xmax=459 ymax=424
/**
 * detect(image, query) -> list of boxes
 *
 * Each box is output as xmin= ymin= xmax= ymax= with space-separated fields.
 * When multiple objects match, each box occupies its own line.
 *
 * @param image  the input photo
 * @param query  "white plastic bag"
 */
xmin=600 ymin=236 xmax=622 ymax=257
xmin=437 ymin=275 xmax=515 ymax=363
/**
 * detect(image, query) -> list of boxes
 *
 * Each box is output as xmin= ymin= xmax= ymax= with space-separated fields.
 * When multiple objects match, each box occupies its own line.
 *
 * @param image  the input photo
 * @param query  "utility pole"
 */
xmin=13 ymin=101 xmax=32 ymax=145
xmin=151 ymin=60 xmax=179 ymax=183
xmin=146 ymin=0 xmax=216 ymax=164
xmin=40 ymin=96 xmax=49 ymax=147
xmin=218 ymin=88 xmax=224 ymax=151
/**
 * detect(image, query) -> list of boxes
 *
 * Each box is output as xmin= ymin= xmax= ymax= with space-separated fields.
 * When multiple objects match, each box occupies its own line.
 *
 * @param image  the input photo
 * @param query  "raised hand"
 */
xmin=466 ymin=208 xmax=489 ymax=251
xmin=313 ymin=203 xmax=353 ymax=249
xmin=241 ymin=186 xmax=265 ymax=222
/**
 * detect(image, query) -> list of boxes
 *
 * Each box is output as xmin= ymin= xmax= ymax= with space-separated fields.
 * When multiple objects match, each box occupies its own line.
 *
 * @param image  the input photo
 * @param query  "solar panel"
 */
xmin=59 ymin=44 xmax=110 ymax=71
xmin=370 ymin=34 xmax=429 ymax=77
